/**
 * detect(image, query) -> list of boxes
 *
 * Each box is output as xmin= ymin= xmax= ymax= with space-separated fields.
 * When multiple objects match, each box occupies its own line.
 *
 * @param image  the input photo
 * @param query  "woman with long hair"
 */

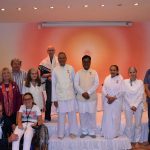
xmin=22 ymin=68 xmax=45 ymax=112
xmin=0 ymin=67 xmax=21 ymax=126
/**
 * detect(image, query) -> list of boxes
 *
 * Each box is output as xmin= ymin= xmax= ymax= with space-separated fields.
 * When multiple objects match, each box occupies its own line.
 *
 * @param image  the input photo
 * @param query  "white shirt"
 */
xmin=102 ymin=74 xmax=124 ymax=99
xmin=22 ymin=83 xmax=44 ymax=110
xmin=124 ymin=79 xmax=144 ymax=108
xmin=74 ymin=69 xmax=99 ymax=101
xmin=52 ymin=64 xmax=76 ymax=101
xmin=19 ymin=105 xmax=41 ymax=123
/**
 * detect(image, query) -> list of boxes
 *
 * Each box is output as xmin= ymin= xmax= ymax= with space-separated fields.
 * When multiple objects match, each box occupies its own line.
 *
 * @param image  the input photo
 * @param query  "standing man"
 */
xmin=11 ymin=58 xmax=27 ymax=93
xmin=74 ymin=55 xmax=99 ymax=138
xmin=52 ymin=52 xmax=78 ymax=139
xmin=144 ymin=69 xmax=150 ymax=144
xmin=39 ymin=46 xmax=58 ymax=122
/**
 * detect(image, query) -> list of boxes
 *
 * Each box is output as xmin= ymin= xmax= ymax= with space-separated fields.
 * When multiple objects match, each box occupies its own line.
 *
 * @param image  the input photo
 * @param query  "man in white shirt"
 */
xmin=74 ymin=55 xmax=99 ymax=138
xmin=52 ymin=52 xmax=78 ymax=139
xmin=39 ymin=45 xmax=58 ymax=121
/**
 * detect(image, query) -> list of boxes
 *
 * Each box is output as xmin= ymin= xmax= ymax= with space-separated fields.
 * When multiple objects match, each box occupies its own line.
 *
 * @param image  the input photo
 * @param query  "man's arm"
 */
xmin=144 ymin=69 xmax=150 ymax=98
xmin=145 ymin=84 xmax=150 ymax=98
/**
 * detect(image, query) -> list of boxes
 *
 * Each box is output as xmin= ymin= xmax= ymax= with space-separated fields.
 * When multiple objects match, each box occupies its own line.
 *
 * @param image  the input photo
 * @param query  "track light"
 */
xmin=40 ymin=21 xmax=133 ymax=27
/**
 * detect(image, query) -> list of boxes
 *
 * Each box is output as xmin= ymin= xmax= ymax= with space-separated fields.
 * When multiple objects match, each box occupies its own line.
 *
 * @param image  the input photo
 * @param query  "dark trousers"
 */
xmin=0 ymin=142 xmax=11 ymax=150
xmin=148 ymin=101 xmax=150 ymax=143
xmin=5 ymin=112 xmax=17 ymax=125
xmin=45 ymin=79 xmax=52 ymax=121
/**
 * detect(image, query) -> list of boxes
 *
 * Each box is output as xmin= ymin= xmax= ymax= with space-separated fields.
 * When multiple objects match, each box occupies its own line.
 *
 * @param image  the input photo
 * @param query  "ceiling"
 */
xmin=0 ymin=0 xmax=150 ymax=23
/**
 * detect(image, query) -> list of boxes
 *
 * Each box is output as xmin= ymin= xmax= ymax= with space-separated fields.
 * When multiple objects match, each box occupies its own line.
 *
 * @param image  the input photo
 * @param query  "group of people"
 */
xmin=0 ymin=45 xmax=150 ymax=150
xmin=101 ymin=66 xmax=145 ymax=149
xmin=37 ymin=46 xmax=150 ymax=149
xmin=0 ymin=58 xmax=43 ymax=149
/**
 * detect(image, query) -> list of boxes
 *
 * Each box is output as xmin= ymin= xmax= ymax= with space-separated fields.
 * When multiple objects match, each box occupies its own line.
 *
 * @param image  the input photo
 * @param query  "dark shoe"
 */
xmin=89 ymin=135 xmax=96 ymax=138
xmin=80 ymin=134 xmax=87 ymax=138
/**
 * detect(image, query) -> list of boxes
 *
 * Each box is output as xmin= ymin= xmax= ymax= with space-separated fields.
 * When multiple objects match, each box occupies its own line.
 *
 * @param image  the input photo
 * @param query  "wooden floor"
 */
xmin=131 ymin=143 xmax=150 ymax=150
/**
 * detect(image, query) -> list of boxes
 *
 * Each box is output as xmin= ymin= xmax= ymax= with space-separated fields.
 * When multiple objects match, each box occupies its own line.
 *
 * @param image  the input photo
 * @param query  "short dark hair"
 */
xmin=58 ymin=52 xmax=66 ymax=57
xmin=23 ymin=92 xmax=34 ymax=100
xmin=82 ymin=55 xmax=91 ymax=61
xmin=23 ymin=92 xmax=36 ymax=105
xmin=110 ymin=65 xmax=119 ymax=71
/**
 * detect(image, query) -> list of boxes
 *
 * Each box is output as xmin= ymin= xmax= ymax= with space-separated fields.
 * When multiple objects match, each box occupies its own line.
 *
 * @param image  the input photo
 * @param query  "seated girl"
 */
xmin=12 ymin=92 xmax=42 ymax=150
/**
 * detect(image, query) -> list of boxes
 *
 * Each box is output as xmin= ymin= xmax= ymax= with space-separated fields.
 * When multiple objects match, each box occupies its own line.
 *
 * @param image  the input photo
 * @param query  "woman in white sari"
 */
xmin=101 ymin=65 xmax=124 ymax=139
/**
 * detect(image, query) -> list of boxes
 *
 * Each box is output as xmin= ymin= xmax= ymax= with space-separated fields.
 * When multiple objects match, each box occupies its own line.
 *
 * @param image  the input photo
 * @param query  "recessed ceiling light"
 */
xmin=33 ymin=7 xmax=38 ymax=10
xmin=134 ymin=3 xmax=139 ymax=6
xmin=17 ymin=7 xmax=21 ymax=11
xmin=101 ymin=4 xmax=104 ymax=7
xmin=50 ymin=6 xmax=54 ymax=9
xmin=84 ymin=4 xmax=88 ymax=8
xmin=67 ymin=5 xmax=71 ymax=8
xmin=1 ymin=8 xmax=5 ymax=11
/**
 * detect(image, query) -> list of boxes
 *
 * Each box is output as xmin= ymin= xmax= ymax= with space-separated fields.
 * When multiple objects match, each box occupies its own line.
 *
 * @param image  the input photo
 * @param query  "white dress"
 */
xmin=101 ymin=74 xmax=124 ymax=139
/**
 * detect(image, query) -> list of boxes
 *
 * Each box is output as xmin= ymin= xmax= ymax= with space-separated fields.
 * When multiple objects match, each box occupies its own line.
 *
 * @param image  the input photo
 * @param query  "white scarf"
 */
xmin=39 ymin=55 xmax=58 ymax=71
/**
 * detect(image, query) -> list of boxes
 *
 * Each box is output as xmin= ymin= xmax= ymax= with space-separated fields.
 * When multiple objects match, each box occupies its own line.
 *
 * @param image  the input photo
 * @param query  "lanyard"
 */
xmin=25 ymin=106 xmax=33 ymax=123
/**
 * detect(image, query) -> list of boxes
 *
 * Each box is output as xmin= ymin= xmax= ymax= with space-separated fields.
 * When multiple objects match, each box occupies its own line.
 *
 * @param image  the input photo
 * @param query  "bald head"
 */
xmin=47 ymin=45 xmax=55 ymax=58
xmin=128 ymin=66 xmax=137 ymax=81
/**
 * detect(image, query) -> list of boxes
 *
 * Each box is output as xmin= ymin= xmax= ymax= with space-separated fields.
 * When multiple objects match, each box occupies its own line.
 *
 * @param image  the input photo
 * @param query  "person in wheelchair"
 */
xmin=12 ymin=92 xmax=42 ymax=150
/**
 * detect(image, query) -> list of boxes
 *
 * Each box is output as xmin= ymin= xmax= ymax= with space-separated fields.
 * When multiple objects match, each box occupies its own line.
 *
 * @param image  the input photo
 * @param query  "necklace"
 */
xmin=26 ymin=106 xmax=33 ymax=123
xmin=24 ymin=106 xmax=33 ymax=131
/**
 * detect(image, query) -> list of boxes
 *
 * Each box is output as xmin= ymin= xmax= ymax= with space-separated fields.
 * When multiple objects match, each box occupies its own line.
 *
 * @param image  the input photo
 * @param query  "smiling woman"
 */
xmin=0 ymin=67 xmax=22 ymax=125
xmin=12 ymin=92 xmax=42 ymax=150
xmin=22 ymin=68 xmax=45 ymax=111
xmin=124 ymin=67 xmax=144 ymax=148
